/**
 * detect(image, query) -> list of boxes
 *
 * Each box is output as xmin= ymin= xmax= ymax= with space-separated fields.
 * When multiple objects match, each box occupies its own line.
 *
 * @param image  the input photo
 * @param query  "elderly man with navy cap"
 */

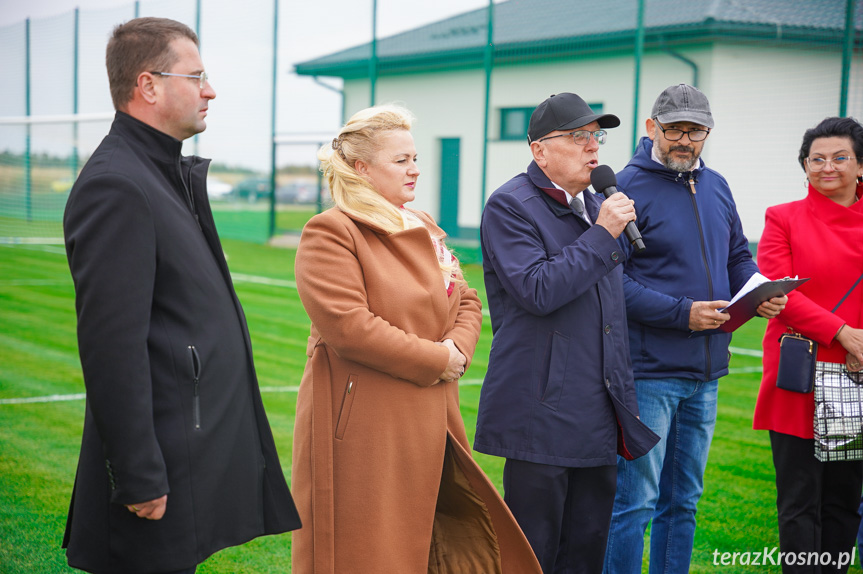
xmin=474 ymin=92 xmax=659 ymax=572
xmin=602 ymin=84 xmax=786 ymax=574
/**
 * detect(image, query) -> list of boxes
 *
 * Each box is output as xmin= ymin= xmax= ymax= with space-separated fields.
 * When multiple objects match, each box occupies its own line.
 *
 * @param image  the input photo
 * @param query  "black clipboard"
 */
xmin=717 ymin=277 xmax=809 ymax=333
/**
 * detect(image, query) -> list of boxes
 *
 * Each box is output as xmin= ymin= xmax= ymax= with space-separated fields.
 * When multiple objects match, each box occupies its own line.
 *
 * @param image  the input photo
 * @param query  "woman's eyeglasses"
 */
xmin=806 ymin=156 xmax=859 ymax=172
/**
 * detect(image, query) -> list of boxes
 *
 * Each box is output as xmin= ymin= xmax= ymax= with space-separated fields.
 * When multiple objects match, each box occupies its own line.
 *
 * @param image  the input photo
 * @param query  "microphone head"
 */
xmin=590 ymin=164 xmax=617 ymax=193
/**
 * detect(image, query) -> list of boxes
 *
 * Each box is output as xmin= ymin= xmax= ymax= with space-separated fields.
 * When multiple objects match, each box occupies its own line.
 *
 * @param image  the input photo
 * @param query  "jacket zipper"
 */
xmin=179 ymin=157 xmax=202 ymax=230
xmin=685 ymin=174 xmax=713 ymax=378
xmin=188 ymin=345 xmax=202 ymax=429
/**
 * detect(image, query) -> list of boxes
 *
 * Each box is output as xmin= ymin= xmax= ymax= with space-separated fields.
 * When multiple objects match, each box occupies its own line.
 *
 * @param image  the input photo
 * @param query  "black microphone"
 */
xmin=590 ymin=164 xmax=645 ymax=253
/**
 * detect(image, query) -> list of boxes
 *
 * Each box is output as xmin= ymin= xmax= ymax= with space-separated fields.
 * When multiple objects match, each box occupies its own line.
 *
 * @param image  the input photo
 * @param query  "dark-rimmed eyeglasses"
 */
xmin=538 ymin=130 xmax=607 ymax=146
xmin=655 ymin=121 xmax=710 ymax=142
xmin=151 ymin=71 xmax=209 ymax=89
xmin=805 ymin=156 xmax=859 ymax=172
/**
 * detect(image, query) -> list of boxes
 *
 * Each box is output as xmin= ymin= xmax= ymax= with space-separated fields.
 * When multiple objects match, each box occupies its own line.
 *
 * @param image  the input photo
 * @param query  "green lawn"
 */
xmin=0 ymin=240 xmax=858 ymax=573
xmin=0 ymin=203 xmax=318 ymax=245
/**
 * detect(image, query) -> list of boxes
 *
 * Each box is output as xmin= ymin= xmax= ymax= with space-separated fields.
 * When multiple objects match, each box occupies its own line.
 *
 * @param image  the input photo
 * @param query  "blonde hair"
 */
xmin=319 ymin=104 xmax=415 ymax=234
xmin=319 ymin=104 xmax=461 ymax=280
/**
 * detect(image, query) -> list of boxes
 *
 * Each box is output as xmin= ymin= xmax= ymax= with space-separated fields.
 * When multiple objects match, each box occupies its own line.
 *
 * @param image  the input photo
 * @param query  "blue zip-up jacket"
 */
xmin=612 ymin=137 xmax=759 ymax=382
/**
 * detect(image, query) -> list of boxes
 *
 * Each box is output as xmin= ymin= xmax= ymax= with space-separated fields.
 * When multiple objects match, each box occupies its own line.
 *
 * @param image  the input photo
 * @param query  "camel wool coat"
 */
xmin=292 ymin=207 xmax=541 ymax=573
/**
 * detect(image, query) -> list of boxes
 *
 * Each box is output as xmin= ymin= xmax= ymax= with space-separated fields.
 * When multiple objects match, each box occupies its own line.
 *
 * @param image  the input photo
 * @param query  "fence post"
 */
xmin=193 ymin=0 xmax=202 ymax=156
xmin=269 ymin=0 xmax=279 ymax=239
xmin=839 ymin=0 xmax=855 ymax=116
xmin=369 ymin=0 xmax=378 ymax=106
xmin=72 ymin=9 xmax=80 ymax=178
xmin=480 ymin=0 xmax=494 ymax=232
xmin=25 ymin=18 xmax=32 ymax=223
xmin=632 ymin=0 xmax=645 ymax=152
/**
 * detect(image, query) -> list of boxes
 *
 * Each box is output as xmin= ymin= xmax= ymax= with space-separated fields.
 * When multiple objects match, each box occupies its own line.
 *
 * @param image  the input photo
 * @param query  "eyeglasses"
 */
xmin=151 ymin=71 xmax=209 ymax=89
xmin=655 ymin=121 xmax=710 ymax=142
xmin=538 ymin=130 xmax=607 ymax=146
xmin=805 ymin=156 xmax=859 ymax=172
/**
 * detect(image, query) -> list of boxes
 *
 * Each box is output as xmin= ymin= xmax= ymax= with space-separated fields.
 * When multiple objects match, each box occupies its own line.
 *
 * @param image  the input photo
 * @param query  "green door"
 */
xmin=439 ymin=138 xmax=460 ymax=237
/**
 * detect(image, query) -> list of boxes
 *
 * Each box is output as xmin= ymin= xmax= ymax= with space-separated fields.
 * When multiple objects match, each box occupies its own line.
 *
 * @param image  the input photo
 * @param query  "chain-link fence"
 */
xmin=1 ymin=0 xmax=861 ymax=253
xmin=0 ymin=0 xmax=301 ymax=245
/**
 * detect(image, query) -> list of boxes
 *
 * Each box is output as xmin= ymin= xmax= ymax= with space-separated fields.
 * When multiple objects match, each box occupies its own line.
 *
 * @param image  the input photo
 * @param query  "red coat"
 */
xmin=753 ymin=183 xmax=863 ymax=438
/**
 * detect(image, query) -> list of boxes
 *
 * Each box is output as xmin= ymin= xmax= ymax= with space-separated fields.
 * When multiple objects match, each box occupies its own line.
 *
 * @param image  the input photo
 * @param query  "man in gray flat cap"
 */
xmin=603 ymin=84 xmax=786 ymax=574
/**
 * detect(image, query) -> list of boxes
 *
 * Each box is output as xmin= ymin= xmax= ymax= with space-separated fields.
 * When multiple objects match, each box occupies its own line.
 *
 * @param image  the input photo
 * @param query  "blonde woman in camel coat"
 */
xmin=291 ymin=105 xmax=541 ymax=573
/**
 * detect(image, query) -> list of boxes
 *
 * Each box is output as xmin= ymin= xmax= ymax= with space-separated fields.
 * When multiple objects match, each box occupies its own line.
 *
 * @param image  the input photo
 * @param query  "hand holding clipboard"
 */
xmin=716 ymin=274 xmax=809 ymax=333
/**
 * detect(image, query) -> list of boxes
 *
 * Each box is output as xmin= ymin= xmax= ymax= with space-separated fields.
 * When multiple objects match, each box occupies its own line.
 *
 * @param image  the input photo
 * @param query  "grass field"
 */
xmin=0 ymin=239 xmax=859 ymax=573
xmin=0 ymin=202 xmax=319 ymax=246
xmin=0 ymin=161 xmax=325 ymax=244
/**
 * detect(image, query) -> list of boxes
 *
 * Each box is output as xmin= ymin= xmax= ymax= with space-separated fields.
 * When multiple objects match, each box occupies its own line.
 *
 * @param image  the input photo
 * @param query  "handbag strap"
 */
xmin=783 ymin=273 xmax=863 ymax=340
xmin=832 ymin=273 xmax=863 ymax=313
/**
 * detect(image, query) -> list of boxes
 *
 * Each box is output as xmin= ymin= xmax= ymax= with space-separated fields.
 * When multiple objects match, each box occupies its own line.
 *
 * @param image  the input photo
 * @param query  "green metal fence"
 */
xmin=1 ymin=0 xmax=861 ymax=251
xmin=0 ymin=0 xmax=286 ymax=244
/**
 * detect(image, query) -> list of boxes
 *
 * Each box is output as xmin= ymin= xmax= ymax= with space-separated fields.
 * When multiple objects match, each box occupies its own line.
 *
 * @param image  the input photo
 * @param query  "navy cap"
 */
xmin=528 ymin=93 xmax=620 ymax=142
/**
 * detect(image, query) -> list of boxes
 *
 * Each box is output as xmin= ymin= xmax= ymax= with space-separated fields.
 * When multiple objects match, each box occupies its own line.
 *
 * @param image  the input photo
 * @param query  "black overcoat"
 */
xmin=62 ymin=112 xmax=300 ymax=574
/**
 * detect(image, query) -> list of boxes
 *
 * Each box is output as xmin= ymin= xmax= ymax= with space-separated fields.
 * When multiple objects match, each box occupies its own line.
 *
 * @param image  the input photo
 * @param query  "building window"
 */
xmin=500 ymin=103 xmax=605 ymax=141
xmin=500 ymin=108 xmax=533 ymax=141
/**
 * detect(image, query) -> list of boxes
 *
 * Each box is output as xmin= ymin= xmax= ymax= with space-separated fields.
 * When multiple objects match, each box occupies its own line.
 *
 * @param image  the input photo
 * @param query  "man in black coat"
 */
xmin=62 ymin=17 xmax=300 ymax=574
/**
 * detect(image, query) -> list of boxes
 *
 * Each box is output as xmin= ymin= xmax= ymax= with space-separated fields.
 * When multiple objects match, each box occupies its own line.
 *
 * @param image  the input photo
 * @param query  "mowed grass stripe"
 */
xmin=0 ymin=379 xmax=490 ymax=405
xmin=2 ymin=241 xmax=849 ymax=574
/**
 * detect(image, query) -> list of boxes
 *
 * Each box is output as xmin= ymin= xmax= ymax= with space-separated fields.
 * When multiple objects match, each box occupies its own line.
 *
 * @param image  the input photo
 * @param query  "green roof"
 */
xmin=295 ymin=0 xmax=862 ymax=78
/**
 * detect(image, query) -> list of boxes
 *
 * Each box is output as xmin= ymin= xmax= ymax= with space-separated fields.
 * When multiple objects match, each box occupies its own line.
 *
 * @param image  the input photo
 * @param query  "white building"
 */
xmin=296 ymin=0 xmax=863 ymax=243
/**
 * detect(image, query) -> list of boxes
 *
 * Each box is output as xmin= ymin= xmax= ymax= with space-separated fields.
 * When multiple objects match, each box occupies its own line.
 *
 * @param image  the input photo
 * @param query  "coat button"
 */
xmin=604 ymin=324 xmax=612 ymax=334
xmin=611 ymin=251 xmax=620 ymax=261
xmin=605 ymin=378 xmax=611 ymax=387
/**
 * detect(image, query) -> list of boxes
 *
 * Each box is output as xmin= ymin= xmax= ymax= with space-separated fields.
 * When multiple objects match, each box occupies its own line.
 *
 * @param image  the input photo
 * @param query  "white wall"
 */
xmin=343 ymin=69 xmax=487 ymax=228
xmin=707 ymin=44 xmax=855 ymax=241
xmin=340 ymin=41 xmax=856 ymax=239
xmin=487 ymin=54 xmax=645 ymax=195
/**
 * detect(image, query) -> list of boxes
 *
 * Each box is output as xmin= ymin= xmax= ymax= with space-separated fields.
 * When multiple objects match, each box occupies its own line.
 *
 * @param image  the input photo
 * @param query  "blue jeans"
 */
xmin=858 ymin=497 xmax=863 ymax=561
xmin=604 ymin=378 xmax=718 ymax=574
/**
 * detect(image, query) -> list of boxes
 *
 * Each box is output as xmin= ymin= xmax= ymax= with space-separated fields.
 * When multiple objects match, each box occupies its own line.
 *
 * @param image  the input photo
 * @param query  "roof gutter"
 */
xmin=661 ymin=42 xmax=699 ymax=87
xmin=312 ymin=76 xmax=345 ymax=123
xmin=295 ymin=22 xmax=854 ymax=79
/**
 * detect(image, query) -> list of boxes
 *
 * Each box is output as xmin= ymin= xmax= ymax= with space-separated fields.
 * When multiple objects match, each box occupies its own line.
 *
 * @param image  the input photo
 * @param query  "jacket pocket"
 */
xmin=335 ymin=374 xmax=358 ymax=440
xmin=538 ymin=331 xmax=569 ymax=411
xmin=188 ymin=345 xmax=202 ymax=430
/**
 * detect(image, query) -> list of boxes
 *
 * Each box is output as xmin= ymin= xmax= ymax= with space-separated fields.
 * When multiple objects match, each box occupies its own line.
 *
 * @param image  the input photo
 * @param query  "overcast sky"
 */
xmin=0 ymin=0 xmax=494 ymax=170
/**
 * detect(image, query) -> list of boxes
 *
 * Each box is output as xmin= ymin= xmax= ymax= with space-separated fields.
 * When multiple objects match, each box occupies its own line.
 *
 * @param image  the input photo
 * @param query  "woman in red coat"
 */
xmin=754 ymin=116 xmax=863 ymax=572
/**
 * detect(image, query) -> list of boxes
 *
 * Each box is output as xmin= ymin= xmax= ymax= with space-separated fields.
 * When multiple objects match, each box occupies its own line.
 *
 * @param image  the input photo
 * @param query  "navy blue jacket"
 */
xmin=475 ymin=161 xmax=659 ymax=467
xmin=614 ymin=137 xmax=759 ymax=382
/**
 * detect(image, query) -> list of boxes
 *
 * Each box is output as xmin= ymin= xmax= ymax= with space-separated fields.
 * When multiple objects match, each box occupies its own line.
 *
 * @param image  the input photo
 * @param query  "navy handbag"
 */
xmin=776 ymin=273 xmax=863 ymax=394
xmin=776 ymin=332 xmax=817 ymax=393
